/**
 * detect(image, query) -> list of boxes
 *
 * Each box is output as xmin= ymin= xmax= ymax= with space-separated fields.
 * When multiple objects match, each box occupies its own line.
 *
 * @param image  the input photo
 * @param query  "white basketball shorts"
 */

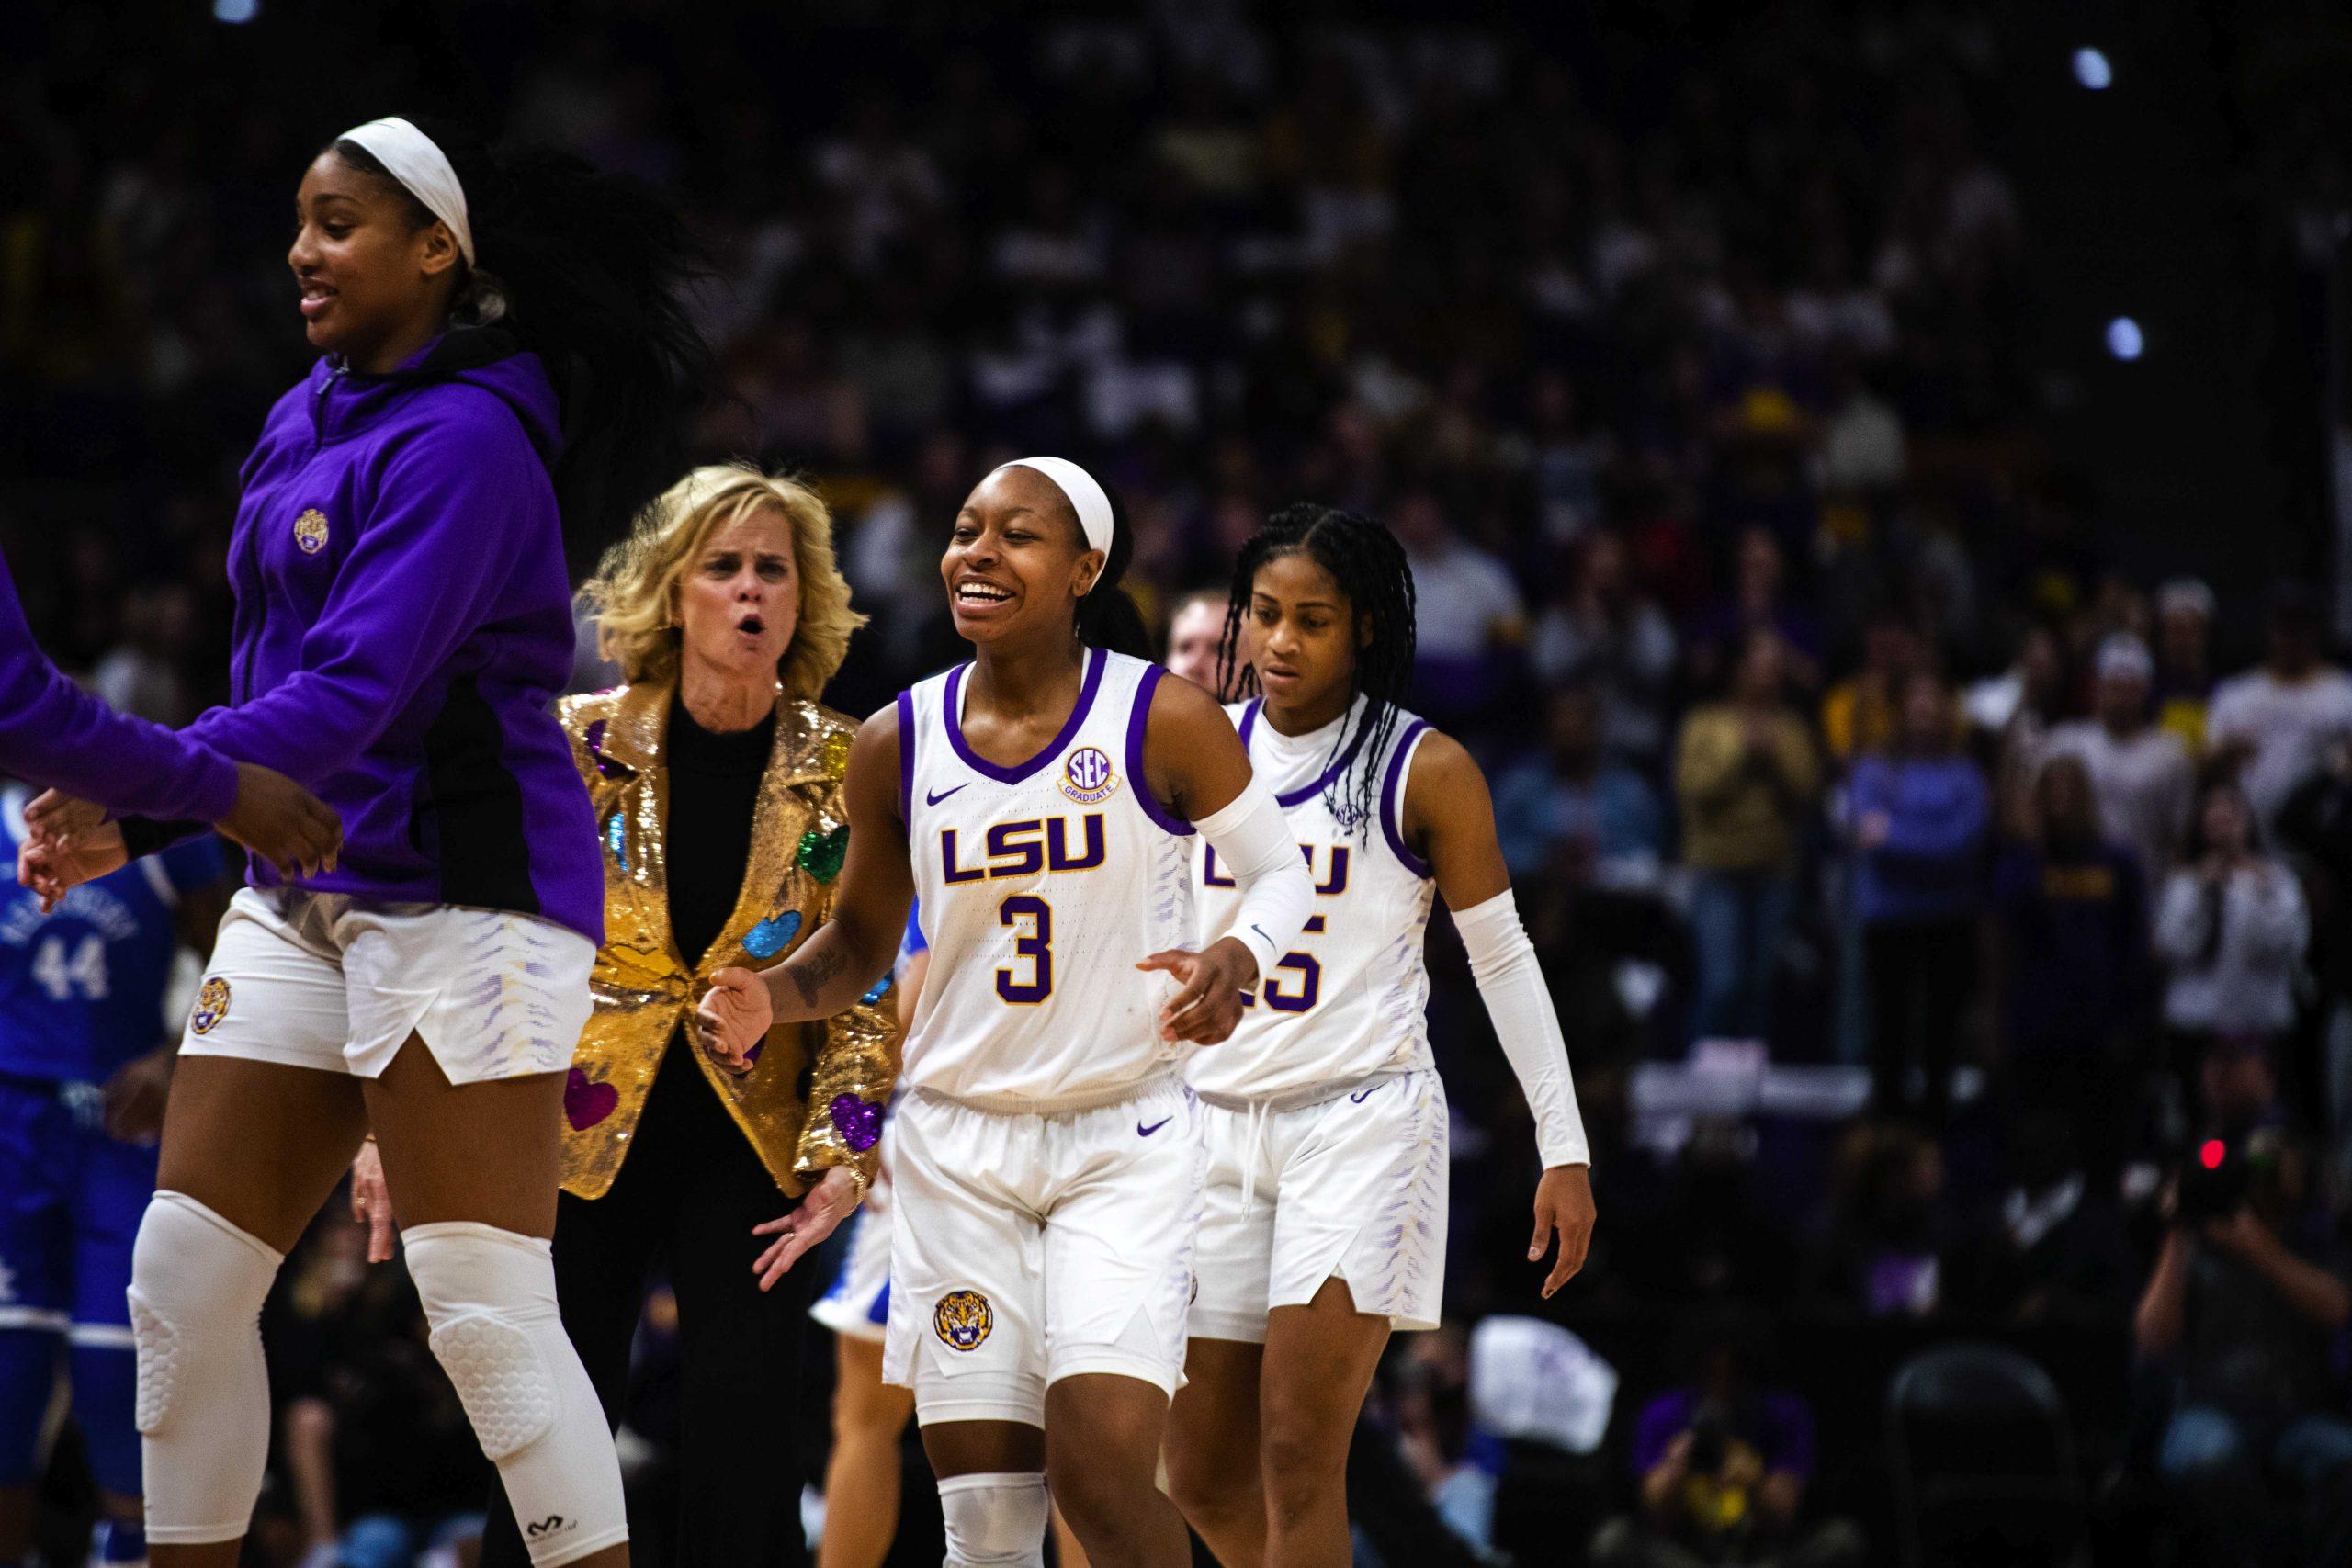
xmin=1189 ymin=1068 xmax=1449 ymax=1344
xmin=882 ymin=1074 xmax=1204 ymax=1427
xmin=177 ymin=888 xmax=594 ymax=1085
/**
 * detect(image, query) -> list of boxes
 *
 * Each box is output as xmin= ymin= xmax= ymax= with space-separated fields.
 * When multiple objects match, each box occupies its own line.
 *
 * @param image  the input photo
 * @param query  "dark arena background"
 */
xmin=8 ymin=2 xmax=2352 ymax=1565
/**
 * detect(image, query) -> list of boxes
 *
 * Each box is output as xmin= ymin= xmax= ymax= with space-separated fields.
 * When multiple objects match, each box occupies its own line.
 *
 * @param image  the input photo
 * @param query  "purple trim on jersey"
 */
xmin=1127 ymin=664 xmax=1193 ymax=836
xmin=895 ymin=689 xmax=915 ymax=826
xmin=1240 ymin=699 xmax=1374 ymax=810
xmin=941 ymin=646 xmax=1106 ymax=785
xmin=1381 ymin=720 xmax=1432 ymax=878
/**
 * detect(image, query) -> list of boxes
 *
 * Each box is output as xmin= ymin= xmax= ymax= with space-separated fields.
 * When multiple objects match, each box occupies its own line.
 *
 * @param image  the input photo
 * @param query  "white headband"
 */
xmin=1000 ymin=457 xmax=1114 ymax=588
xmin=338 ymin=117 xmax=475 ymax=267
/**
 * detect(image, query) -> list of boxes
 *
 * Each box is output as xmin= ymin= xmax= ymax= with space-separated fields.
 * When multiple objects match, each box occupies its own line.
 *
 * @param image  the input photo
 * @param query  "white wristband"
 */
xmin=1193 ymin=773 xmax=1315 ymax=981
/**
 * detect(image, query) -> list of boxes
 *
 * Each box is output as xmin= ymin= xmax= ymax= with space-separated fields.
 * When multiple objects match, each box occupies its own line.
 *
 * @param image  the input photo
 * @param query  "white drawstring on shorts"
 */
xmin=1239 ymin=1097 xmax=1273 ymax=1215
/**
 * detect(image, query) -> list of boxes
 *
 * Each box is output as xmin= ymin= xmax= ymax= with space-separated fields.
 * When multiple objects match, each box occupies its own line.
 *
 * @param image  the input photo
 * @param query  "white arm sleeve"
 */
xmin=1453 ymin=887 xmax=1590 ymax=1168
xmin=1192 ymin=774 xmax=1315 ymax=982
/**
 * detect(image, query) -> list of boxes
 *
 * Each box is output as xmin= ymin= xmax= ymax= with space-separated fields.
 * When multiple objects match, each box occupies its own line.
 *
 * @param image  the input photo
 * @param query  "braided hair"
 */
xmin=1215 ymin=503 xmax=1417 ymax=838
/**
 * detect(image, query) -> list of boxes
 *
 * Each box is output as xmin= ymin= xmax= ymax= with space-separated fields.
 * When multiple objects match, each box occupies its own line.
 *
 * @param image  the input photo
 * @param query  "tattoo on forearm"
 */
xmin=790 ymin=942 xmax=853 ymax=1008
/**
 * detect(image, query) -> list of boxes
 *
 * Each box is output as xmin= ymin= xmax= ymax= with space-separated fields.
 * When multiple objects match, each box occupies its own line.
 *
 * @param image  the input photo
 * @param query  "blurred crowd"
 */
xmin=8 ymin=3 xmax=2352 ymax=1564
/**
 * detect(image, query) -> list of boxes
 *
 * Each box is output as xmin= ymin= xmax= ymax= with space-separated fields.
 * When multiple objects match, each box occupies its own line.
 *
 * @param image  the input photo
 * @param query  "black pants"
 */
xmin=479 ymin=1041 xmax=813 ymax=1568
xmin=1866 ymin=917 xmax=1974 ymax=1124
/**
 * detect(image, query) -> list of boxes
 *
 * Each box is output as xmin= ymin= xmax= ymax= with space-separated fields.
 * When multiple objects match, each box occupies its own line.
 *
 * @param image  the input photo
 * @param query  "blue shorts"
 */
xmin=0 ymin=1075 xmax=154 ymax=1492
xmin=0 ymin=1075 xmax=155 ymax=1341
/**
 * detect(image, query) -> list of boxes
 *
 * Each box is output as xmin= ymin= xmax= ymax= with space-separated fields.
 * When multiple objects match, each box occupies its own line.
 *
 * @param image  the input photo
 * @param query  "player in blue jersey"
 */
xmin=0 ymin=785 xmax=230 ymax=1568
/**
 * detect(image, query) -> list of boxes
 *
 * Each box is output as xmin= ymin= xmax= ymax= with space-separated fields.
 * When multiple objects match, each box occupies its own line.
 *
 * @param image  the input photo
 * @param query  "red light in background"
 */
xmin=2199 ymin=1139 xmax=2226 ymax=1171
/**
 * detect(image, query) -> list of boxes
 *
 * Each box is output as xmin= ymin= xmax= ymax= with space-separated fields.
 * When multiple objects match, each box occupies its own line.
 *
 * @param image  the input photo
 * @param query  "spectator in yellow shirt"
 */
xmin=1677 ymin=630 xmax=1823 ymax=1040
xmin=1821 ymin=607 xmax=1922 ymax=764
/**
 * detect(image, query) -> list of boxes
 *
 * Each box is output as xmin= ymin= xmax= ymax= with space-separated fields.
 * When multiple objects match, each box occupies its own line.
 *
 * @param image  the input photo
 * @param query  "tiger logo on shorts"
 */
xmin=933 ymin=1289 xmax=993 ymax=1351
xmin=190 ymin=977 xmax=232 ymax=1035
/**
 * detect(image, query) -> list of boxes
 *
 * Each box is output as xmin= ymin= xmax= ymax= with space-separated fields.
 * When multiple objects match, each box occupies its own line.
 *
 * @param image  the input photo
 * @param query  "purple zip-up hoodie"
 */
xmin=183 ymin=330 xmax=601 ymax=942
xmin=0 ymin=549 xmax=238 ymax=819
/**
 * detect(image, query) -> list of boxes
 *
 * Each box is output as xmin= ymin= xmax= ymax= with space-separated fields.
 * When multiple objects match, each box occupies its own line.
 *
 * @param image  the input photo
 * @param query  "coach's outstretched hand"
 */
xmin=215 ymin=761 xmax=341 ymax=879
xmin=751 ymin=1167 xmax=863 ymax=1291
xmin=1138 ymin=934 xmax=1259 ymax=1044
xmin=698 ymin=965 xmax=769 ymax=1074
xmin=349 ymin=1140 xmax=397 ymax=1264
xmin=1530 ymin=1164 xmax=1597 ymax=1299
xmin=100 ymin=1045 xmax=175 ymax=1144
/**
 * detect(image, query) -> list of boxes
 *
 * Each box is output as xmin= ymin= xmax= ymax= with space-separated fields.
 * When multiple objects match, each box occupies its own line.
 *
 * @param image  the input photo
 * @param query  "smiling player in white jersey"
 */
xmin=1164 ymin=503 xmax=1598 ymax=1568
xmin=698 ymin=457 xmax=1314 ymax=1568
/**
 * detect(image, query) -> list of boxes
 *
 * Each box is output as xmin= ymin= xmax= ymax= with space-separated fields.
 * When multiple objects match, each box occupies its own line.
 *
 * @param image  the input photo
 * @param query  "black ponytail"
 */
xmin=1215 ymin=503 xmax=1418 ymax=837
xmin=1072 ymin=489 xmax=1152 ymax=660
xmin=332 ymin=119 xmax=714 ymax=574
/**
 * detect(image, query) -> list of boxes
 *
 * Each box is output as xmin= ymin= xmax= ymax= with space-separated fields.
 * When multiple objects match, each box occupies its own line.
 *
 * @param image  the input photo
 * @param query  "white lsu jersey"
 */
xmin=1189 ymin=694 xmax=1437 ymax=1101
xmin=896 ymin=648 xmax=1196 ymax=1108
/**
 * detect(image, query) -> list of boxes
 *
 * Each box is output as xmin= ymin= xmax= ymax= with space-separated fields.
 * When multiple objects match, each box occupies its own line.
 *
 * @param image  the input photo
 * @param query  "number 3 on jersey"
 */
xmin=996 ymin=895 xmax=1053 ymax=1004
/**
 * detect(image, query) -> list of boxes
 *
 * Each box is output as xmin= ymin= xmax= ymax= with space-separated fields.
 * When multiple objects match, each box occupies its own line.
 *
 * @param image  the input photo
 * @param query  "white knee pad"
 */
xmin=402 ymin=1222 xmax=627 ymax=1566
xmin=129 ymin=1190 xmax=283 ymax=1546
xmin=937 ymin=1472 xmax=1049 ymax=1567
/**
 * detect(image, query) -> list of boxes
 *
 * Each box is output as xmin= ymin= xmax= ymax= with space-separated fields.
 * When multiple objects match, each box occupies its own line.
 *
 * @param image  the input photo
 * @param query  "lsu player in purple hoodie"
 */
xmin=18 ymin=118 xmax=709 ymax=1568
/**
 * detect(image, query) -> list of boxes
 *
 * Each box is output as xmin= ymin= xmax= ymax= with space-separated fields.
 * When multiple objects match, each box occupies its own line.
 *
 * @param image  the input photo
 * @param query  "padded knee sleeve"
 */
xmin=401 ymin=1222 xmax=626 ymax=1567
xmin=129 ymin=1190 xmax=282 ymax=1545
xmin=937 ymin=1472 xmax=1048 ymax=1567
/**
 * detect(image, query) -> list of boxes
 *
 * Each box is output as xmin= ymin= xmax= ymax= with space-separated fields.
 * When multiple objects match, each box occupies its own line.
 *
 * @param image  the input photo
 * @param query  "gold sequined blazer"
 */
xmin=555 ymin=680 xmax=897 ymax=1201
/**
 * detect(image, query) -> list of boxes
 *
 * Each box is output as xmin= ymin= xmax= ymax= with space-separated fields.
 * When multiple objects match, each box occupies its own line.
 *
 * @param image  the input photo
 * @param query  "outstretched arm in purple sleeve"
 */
xmin=0 ymin=551 xmax=341 ymax=891
xmin=0 ymin=549 xmax=238 ymax=820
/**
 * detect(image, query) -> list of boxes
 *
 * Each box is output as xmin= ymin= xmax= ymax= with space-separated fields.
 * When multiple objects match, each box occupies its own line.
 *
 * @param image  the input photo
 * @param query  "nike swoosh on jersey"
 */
xmin=1137 ymin=1117 xmax=1171 ymax=1136
xmin=926 ymin=783 xmax=969 ymax=806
